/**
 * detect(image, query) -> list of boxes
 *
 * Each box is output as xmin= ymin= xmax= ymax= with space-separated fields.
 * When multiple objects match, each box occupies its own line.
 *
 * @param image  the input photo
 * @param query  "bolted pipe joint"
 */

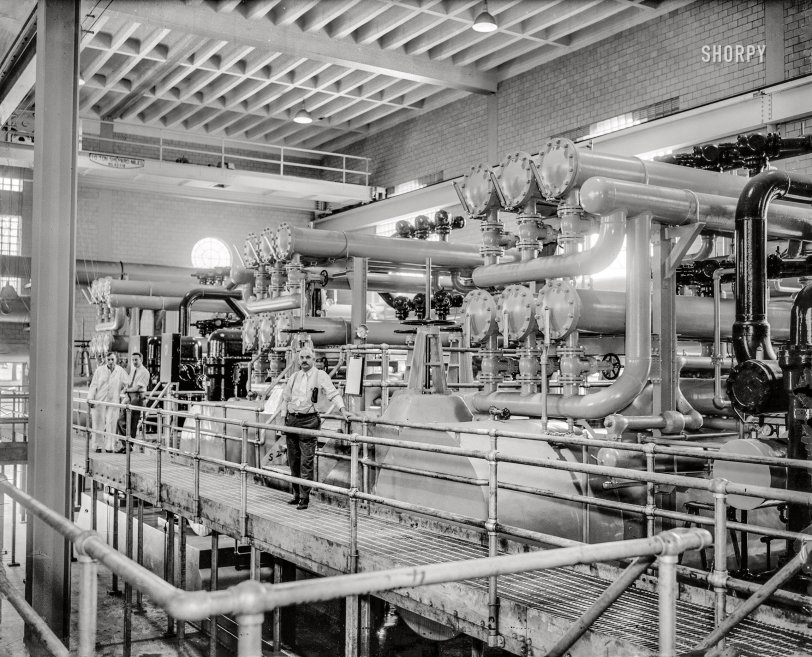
xmin=706 ymin=570 xmax=730 ymax=590
xmin=709 ymin=477 xmax=729 ymax=496
xmin=655 ymin=528 xmax=714 ymax=556
xmin=73 ymin=529 xmax=104 ymax=558
xmin=603 ymin=414 xmax=628 ymax=435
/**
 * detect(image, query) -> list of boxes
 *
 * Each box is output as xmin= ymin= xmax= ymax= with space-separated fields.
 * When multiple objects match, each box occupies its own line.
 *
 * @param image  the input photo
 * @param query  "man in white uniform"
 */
xmin=87 ymin=352 xmax=128 ymax=452
xmin=117 ymin=351 xmax=150 ymax=440
xmin=281 ymin=347 xmax=350 ymax=509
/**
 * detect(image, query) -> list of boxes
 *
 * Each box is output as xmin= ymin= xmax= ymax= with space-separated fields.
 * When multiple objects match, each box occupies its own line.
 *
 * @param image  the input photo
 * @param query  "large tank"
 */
xmin=368 ymin=392 xmax=630 ymax=543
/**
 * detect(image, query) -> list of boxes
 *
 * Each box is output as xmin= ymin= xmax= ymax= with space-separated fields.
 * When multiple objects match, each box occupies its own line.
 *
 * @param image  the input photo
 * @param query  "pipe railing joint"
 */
xmin=655 ymin=528 xmax=714 ymax=556
xmin=707 ymin=571 xmax=729 ymax=590
xmin=709 ymin=478 xmax=729 ymax=496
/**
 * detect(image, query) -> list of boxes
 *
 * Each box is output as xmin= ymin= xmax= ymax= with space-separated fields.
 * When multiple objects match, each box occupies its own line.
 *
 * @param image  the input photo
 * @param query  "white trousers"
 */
xmin=90 ymin=405 xmax=123 ymax=451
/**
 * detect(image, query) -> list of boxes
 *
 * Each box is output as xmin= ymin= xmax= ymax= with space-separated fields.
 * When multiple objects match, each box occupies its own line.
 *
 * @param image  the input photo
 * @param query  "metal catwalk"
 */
xmin=71 ymin=441 xmax=811 ymax=657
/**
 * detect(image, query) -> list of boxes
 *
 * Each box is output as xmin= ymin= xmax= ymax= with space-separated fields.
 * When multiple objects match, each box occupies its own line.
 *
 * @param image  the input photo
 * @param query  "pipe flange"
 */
xmin=274 ymin=311 xmax=294 ymax=346
xmin=537 ymin=138 xmax=579 ymax=200
xmin=462 ymin=290 xmax=499 ymax=343
xmin=536 ymin=280 xmax=581 ymax=340
xmin=498 ymin=151 xmax=537 ymax=210
xmin=260 ymin=227 xmax=276 ymax=264
xmin=460 ymin=163 xmax=499 ymax=216
xmin=274 ymin=222 xmax=294 ymax=261
xmin=257 ymin=314 xmax=275 ymax=350
xmin=496 ymin=285 xmax=536 ymax=342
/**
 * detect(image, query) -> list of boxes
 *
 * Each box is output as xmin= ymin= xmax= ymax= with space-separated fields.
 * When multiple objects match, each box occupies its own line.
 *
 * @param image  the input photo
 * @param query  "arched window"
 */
xmin=191 ymin=237 xmax=231 ymax=268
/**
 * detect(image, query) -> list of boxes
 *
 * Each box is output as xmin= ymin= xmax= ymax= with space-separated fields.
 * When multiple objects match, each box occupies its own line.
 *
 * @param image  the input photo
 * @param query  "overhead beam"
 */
xmin=107 ymin=0 xmax=498 ymax=94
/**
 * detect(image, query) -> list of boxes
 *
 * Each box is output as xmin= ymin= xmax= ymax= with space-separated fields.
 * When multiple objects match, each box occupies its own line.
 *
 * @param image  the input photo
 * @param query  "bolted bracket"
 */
xmin=664 ymin=222 xmax=706 ymax=278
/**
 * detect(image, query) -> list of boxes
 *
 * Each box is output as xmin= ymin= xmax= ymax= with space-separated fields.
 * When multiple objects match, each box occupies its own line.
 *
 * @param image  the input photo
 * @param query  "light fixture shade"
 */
xmin=472 ymin=9 xmax=497 ymax=32
xmin=293 ymin=106 xmax=313 ymax=124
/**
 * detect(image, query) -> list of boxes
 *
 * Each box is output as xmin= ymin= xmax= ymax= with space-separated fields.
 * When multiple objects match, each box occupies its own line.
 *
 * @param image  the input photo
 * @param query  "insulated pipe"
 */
xmin=274 ymin=223 xmax=483 ymax=269
xmin=104 ymin=279 xmax=215 ymax=299
xmin=680 ymin=379 xmax=733 ymax=417
xmin=580 ymin=177 xmax=812 ymax=240
xmin=179 ymin=288 xmax=246 ymax=336
xmin=1 ymin=255 xmax=204 ymax=285
xmin=472 ymin=213 xmax=652 ymax=419
xmin=471 ymin=210 xmax=626 ymax=287
xmin=244 ymin=295 xmax=301 ymax=314
xmin=318 ymin=271 xmax=455 ymax=293
xmin=107 ymin=294 xmax=237 ymax=313
xmin=733 ymin=171 xmax=812 ymax=362
xmin=576 ymin=289 xmax=791 ymax=341
xmin=539 ymin=137 xmax=765 ymax=201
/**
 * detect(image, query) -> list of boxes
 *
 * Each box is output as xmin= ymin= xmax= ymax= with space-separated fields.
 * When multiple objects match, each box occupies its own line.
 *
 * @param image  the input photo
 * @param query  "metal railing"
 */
xmin=69 ymin=395 xmax=812 ymax=655
xmin=0 ymin=470 xmax=711 ymax=657
xmin=78 ymin=119 xmax=370 ymax=186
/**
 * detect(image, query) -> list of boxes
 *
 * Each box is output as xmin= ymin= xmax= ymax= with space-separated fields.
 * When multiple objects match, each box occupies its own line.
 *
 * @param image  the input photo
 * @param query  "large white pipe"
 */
xmin=539 ymin=137 xmax=763 ymax=200
xmin=245 ymin=295 xmax=301 ymax=314
xmin=472 ymin=214 xmax=653 ymax=419
xmin=104 ymin=279 xmax=208 ymax=299
xmin=580 ymin=177 xmax=812 ymax=240
xmin=274 ymin=223 xmax=483 ymax=269
xmin=576 ymin=289 xmax=791 ymax=341
xmin=106 ymin=294 xmax=234 ymax=313
xmin=471 ymin=210 xmax=626 ymax=287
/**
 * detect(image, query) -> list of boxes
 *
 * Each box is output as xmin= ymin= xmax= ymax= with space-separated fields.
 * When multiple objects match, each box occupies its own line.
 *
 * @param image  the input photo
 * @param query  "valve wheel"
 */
xmin=601 ymin=353 xmax=621 ymax=380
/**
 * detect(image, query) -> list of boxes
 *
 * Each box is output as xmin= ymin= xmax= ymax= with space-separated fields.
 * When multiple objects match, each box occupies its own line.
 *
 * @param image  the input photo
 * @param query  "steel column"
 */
xmin=209 ymin=531 xmax=219 ymax=657
xmin=26 ymin=0 xmax=80 ymax=637
xmin=77 ymin=555 xmax=97 ymax=657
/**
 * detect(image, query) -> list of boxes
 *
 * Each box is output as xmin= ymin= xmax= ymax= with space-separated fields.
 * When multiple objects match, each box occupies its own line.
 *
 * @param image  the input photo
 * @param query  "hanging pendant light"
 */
xmin=472 ymin=1 xmax=497 ymax=33
xmin=293 ymin=104 xmax=313 ymax=124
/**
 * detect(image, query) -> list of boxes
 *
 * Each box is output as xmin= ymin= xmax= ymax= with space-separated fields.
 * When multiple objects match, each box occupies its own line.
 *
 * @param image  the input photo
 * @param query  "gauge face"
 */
xmin=499 ymin=151 xmax=535 ymax=209
xmin=462 ymin=290 xmax=498 ymax=342
xmin=497 ymin=285 xmax=536 ymax=341
xmin=356 ymin=323 xmax=369 ymax=339
xmin=460 ymin=164 xmax=495 ymax=215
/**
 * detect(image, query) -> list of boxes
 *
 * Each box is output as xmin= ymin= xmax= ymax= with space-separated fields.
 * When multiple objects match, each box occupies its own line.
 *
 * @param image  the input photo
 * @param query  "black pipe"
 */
xmin=178 ymin=288 xmax=245 ymax=336
xmin=733 ymin=171 xmax=812 ymax=363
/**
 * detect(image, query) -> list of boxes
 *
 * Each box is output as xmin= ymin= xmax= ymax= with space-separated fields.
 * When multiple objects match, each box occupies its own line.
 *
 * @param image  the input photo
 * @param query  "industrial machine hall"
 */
xmin=3 ymin=0 xmax=812 ymax=656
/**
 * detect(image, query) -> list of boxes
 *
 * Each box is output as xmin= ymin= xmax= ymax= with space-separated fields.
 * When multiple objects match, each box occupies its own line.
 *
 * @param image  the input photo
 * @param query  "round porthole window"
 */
xmin=191 ymin=237 xmax=231 ymax=268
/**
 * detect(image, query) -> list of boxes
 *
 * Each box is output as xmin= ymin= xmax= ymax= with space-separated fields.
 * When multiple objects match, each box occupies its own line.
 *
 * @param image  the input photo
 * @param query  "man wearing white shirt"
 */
xmin=118 ymin=352 xmax=150 ymax=441
xmin=281 ymin=347 xmax=350 ymax=509
xmin=87 ymin=352 xmax=128 ymax=452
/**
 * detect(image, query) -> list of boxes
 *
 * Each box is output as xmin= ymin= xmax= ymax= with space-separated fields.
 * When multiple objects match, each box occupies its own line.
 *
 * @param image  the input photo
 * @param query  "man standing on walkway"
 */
xmin=87 ymin=352 xmax=128 ymax=452
xmin=281 ymin=347 xmax=350 ymax=509
xmin=118 ymin=351 xmax=150 ymax=440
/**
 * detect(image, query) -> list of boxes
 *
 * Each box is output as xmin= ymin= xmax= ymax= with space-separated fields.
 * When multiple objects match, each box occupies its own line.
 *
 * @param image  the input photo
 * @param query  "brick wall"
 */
xmin=346 ymin=0 xmax=811 ymax=190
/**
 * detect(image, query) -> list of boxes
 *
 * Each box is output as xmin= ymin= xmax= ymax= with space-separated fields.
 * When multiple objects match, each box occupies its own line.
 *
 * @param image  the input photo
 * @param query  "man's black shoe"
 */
xmin=296 ymin=501 xmax=309 ymax=510
xmin=287 ymin=498 xmax=300 ymax=505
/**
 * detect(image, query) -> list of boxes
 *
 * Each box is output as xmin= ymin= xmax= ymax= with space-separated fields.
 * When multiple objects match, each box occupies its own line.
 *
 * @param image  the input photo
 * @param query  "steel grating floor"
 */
xmin=72 ymin=442 xmax=812 ymax=657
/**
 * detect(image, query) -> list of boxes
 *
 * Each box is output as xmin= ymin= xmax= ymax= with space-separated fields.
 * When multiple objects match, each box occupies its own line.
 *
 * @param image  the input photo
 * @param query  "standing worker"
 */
xmin=118 ymin=351 xmax=150 ymax=440
xmin=281 ymin=347 xmax=350 ymax=509
xmin=87 ymin=352 xmax=128 ymax=452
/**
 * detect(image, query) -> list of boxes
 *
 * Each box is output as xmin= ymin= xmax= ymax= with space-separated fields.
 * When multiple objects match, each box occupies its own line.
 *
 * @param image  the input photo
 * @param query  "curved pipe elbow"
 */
xmin=179 ymin=288 xmax=245 ymax=335
xmin=470 ymin=210 xmax=626 ymax=287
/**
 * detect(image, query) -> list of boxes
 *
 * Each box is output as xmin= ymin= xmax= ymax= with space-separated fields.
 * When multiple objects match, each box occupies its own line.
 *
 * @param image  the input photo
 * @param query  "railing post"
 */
xmin=360 ymin=419 xmax=369 ymax=494
xmin=645 ymin=441 xmax=656 ymax=537
xmin=343 ymin=155 xmax=346 ymax=183
xmin=194 ymin=415 xmax=201 ymax=521
xmin=77 ymin=554 xmax=98 ymax=657
xmin=346 ymin=433 xmax=360 ymax=657
xmin=236 ymin=612 xmax=264 ymax=657
xmin=177 ymin=515 xmax=187 ymax=648
xmin=9 ymin=464 xmax=18 ymax=566
xmin=110 ymin=488 xmax=120 ymax=595
xmin=136 ymin=498 xmax=144 ymax=612
xmin=124 ymin=448 xmax=134 ymax=657
xmin=156 ymin=434 xmax=163 ymax=507
xmin=209 ymin=530 xmax=219 ymax=657
xmin=711 ymin=479 xmax=729 ymax=647
xmin=240 ymin=422 xmax=249 ymax=539
xmin=486 ymin=429 xmax=503 ymax=648
xmin=165 ymin=511 xmax=175 ymax=637
xmin=657 ymin=553 xmax=678 ymax=657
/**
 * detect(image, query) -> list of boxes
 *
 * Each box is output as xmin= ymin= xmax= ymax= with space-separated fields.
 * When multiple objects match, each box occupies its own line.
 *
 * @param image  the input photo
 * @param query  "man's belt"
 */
xmin=287 ymin=411 xmax=318 ymax=417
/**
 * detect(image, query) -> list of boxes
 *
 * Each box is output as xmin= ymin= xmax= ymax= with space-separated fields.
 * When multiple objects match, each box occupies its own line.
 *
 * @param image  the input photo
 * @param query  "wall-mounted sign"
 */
xmin=88 ymin=153 xmax=144 ymax=169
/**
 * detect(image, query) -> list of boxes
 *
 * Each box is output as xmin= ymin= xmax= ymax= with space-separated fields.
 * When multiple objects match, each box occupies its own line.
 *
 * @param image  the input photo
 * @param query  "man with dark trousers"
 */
xmin=281 ymin=347 xmax=350 ymax=509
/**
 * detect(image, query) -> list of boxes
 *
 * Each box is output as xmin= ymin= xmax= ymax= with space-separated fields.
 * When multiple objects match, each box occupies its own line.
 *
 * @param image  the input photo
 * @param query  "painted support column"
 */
xmin=25 ymin=0 xmax=80 ymax=638
xmin=350 ymin=257 xmax=368 ymax=339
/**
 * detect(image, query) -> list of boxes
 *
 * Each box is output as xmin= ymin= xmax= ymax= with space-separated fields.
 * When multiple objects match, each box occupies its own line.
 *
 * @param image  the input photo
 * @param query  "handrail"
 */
xmin=0 ymin=467 xmax=711 ymax=657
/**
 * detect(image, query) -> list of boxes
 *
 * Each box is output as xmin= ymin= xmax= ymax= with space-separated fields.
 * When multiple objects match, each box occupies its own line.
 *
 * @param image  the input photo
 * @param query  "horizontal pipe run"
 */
xmin=580 ymin=177 xmax=812 ymax=240
xmin=244 ymin=294 xmax=300 ymax=314
xmin=471 ymin=210 xmax=626 ymax=287
xmin=163 ymin=529 xmax=712 ymax=620
xmin=274 ymin=223 xmax=483 ymax=269
xmin=104 ymin=279 xmax=212 ymax=299
xmin=106 ymin=294 xmax=235 ymax=312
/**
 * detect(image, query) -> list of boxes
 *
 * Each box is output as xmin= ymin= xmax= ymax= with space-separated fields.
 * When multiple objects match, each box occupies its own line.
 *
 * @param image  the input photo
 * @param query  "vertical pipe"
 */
xmin=241 ymin=423 xmax=249 ymax=539
xmin=713 ymin=487 xmax=728 ymax=646
xmin=111 ymin=488 xmax=119 ymax=594
xmin=177 ymin=515 xmax=187 ymax=646
xmin=90 ymin=479 xmax=97 ymax=532
xmin=9 ymin=465 xmax=18 ymax=566
xmin=136 ymin=499 xmax=144 ymax=611
xmin=361 ymin=419 xmax=369 ymax=494
xmin=209 ymin=531 xmax=219 ymax=657
xmin=657 ymin=554 xmax=678 ymax=657
xmin=165 ymin=511 xmax=175 ymax=636
xmin=194 ymin=415 xmax=201 ymax=520
xmin=486 ymin=430 xmax=500 ymax=647
xmin=123 ymin=486 xmax=134 ymax=657
xmin=77 ymin=555 xmax=98 ymax=657
xmin=272 ymin=560 xmax=282 ymax=652
xmin=645 ymin=444 xmax=656 ymax=537
xmin=347 ymin=435 xmax=360 ymax=657
xmin=156 ymin=437 xmax=162 ymax=506
xmin=359 ymin=596 xmax=371 ymax=657
xmin=236 ymin=613 xmax=264 ymax=657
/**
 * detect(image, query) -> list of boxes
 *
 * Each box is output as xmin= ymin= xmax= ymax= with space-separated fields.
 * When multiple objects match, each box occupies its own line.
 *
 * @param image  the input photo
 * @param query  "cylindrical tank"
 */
xmin=712 ymin=439 xmax=787 ymax=510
